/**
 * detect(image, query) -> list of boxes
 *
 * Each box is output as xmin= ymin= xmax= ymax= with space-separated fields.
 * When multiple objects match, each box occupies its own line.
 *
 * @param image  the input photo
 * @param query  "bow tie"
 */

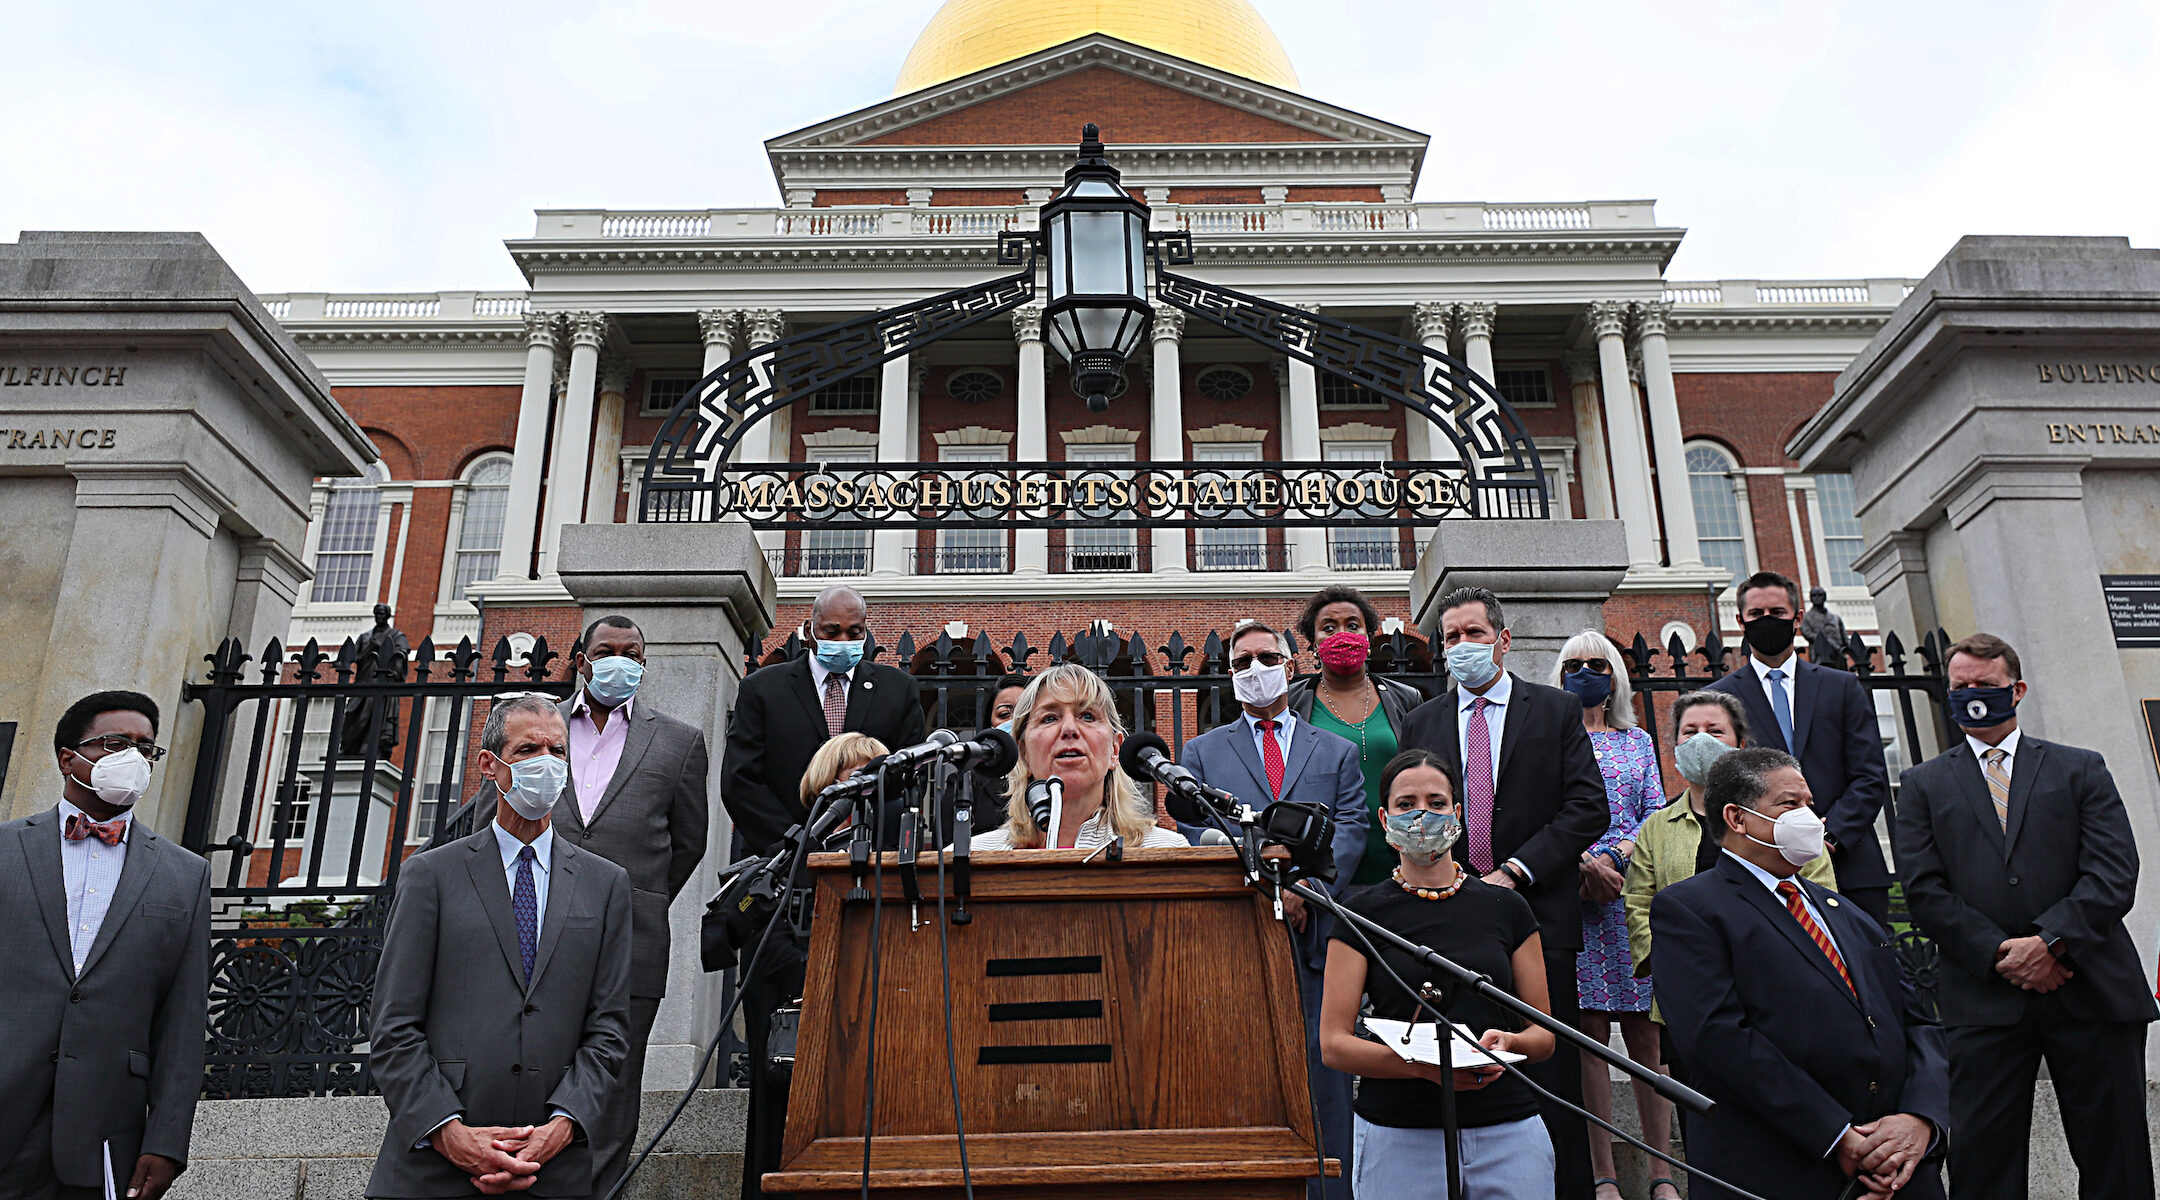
xmin=64 ymin=813 xmax=126 ymax=846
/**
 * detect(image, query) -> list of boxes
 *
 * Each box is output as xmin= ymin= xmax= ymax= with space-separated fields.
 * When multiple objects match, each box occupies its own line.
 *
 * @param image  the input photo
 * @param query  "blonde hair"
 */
xmin=999 ymin=663 xmax=1159 ymax=847
xmin=799 ymin=732 xmax=890 ymax=803
xmin=1549 ymin=629 xmax=1638 ymax=730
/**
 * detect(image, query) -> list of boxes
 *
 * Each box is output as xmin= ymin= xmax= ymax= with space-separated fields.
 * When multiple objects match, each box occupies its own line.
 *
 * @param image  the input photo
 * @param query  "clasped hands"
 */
xmin=1995 ymin=935 xmax=2072 ymax=992
xmin=1409 ymin=1028 xmax=1530 ymax=1093
xmin=1835 ymin=1114 xmax=1932 ymax=1199
xmin=434 ymin=1116 xmax=573 ymax=1193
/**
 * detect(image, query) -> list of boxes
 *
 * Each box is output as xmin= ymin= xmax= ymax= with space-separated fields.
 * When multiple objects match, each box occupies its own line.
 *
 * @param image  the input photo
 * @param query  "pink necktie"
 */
xmin=1464 ymin=698 xmax=1495 ymax=875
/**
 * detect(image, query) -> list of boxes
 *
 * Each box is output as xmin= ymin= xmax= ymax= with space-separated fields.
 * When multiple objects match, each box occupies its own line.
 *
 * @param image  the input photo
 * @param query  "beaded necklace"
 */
xmin=1391 ymin=865 xmax=1465 ymax=901
xmin=1318 ymin=676 xmax=1379 ymax=753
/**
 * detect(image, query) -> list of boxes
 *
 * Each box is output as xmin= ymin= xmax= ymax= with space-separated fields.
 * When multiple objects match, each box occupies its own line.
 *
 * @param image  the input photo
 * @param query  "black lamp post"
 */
xmin=1038 ymin=123 xmax=1153 ymax=412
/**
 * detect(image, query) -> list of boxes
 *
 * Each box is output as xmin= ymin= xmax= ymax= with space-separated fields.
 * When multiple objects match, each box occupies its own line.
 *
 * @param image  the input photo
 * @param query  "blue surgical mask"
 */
xmin=995 ymin=720 xmax=1014 ymax=735
xmin=815 ymin=639 xmax=865 ymax=674
xmin=1947 ymin=685 xmax=2018 ymax=730
xmin=1384 ymin=809 xmax=1462 ymax=866
xmin=1445 ymin=639 xmax=1500 ymax=690
xmin=1562 ymin=668 xmax=1613 ymax=709
xmin=584 ymin=655 xmax=643 ymax=706
xmin=502 ymin=753 xmax=567 ymax=821
xmin=1675 ymin=731 xmax=1733 ymax=786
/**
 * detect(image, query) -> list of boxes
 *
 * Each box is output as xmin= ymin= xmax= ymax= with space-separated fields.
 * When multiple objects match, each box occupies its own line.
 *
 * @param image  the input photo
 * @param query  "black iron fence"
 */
xmin=175 ymin=619 xmax=1952 ymax=1096
xmin=179 ymin=634 xmax=572 ymax=1099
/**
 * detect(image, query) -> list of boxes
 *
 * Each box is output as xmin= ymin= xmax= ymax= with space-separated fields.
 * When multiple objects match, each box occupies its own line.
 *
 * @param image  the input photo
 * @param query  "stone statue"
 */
xmin=1798 ymin=585 xmax=1848 ymax=655
xmin=340 ymin=603 xmax=410 ymax=757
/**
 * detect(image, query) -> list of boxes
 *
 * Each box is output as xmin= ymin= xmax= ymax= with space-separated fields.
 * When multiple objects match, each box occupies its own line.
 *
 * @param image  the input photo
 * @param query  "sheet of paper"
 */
xmin=1363 ymin=1017 xmax=1526 ymax=1069
xmin=104 ymin=1140 xmax=118 ymax=1200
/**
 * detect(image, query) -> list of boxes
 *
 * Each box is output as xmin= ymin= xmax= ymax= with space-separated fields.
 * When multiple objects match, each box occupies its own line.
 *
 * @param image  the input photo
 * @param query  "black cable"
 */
xmin=1302 ymin=879 xmax=1784 ymax=1200
xmin=859 ymin=761 xmax=893 ymax=1200
xmin=932 ymin=767 xmax=975 ymax=1198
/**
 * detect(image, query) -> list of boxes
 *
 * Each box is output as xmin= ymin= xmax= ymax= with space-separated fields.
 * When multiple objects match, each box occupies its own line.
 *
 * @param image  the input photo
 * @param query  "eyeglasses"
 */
xmin=1230 ymin=651 xmax=1289 ymax=671
xmin=74 ymin=735 xmax=166 ymax=762
xmin=1560 ymin=658 xmax=1613 ymax=676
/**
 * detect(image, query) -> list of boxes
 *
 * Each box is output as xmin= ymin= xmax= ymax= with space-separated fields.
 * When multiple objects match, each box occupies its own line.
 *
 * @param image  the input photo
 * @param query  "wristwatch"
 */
xmin=1501 ymin=861 xmax=1530 ymax=887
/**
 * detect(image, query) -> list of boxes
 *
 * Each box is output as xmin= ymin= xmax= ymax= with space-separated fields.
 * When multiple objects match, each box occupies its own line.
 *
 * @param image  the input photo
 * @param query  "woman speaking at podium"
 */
xmin=1318 ymin=748 xmax=1558 ymax=1199
xmin=970 ymin=663 xmax=1186 ymax=851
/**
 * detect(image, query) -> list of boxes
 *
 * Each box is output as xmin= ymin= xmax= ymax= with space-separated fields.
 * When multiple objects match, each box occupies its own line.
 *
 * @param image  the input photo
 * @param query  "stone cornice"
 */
xmin=1666 ymin=312 xmax=1894 ymax=335
xmin=281 ymin=323 xmax=529 ymax=349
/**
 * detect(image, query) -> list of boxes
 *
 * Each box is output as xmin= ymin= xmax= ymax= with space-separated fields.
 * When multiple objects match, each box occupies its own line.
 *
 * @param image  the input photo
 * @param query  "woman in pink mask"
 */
xmin=1288 ymin=585 xmax=1429 ymax=886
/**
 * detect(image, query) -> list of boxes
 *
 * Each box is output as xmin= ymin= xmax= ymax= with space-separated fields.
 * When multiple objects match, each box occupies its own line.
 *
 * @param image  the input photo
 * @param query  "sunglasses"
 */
xmin=1560 ymin=658 xmax=1613 ymax=676
xmin=1231 ymin=651 xmax=1289 ymax=671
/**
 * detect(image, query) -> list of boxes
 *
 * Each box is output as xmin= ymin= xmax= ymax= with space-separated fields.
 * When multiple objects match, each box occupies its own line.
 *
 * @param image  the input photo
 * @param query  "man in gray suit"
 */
xmin=1179 ymin=621 xmax=1368 ymax=1200
xmin=1 ymin=690 xmax=210 ymax=1200
xmin=368 ymin=694 xmax=633 ymax=1199
xmin=549 ymin=615 xmax=709 ymax=1191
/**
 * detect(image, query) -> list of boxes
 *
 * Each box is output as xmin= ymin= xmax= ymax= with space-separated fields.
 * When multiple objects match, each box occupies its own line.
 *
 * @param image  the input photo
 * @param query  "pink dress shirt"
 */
xmin=568 ymin=691 xmax=632 ymax=823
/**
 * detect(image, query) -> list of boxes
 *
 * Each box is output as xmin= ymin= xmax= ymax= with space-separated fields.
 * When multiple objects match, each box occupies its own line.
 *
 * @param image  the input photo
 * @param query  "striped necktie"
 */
xmin=1776 ymin=880 xmax=1854 ymax=994
xmin=1984 ymin=748 xmax=2011 ymax=833
xmin=823 ymin=673 xmax=847 ymax=738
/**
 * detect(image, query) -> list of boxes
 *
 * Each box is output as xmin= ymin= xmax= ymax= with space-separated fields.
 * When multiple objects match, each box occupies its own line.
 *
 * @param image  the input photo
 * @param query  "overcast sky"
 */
xmin=8 ymin=1 xmax=2154 ymax=293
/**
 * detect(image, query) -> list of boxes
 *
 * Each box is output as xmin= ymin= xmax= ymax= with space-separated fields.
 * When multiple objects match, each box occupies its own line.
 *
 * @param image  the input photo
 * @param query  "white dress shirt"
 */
xmin=1965 ymin=726 xmax=2022 ymax=771
xmin=1750 ymin=654 xmax=1798 ymax=716
xmin=1243 ymin=709 xmax=1297 ymax=770
xmin=1454 ymin=672 xmax=1533 ymax=882
xmin=493 ymin=821 xmax=554 ymax=941
xmin=57 ymin=799 xmax=131 ymax=975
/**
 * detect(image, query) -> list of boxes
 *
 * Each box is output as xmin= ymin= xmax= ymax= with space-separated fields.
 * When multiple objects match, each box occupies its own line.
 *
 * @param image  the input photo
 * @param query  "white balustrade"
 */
xmin=911 ymin=209 xmax=1021 ymax=235
xmin=1755 ymin=284 xmax=1870 ymax=305
xmin=1310 ymin=204 xmax=1418 ymax=232
xmin=1663 ymin=285 xmax=1723 ymax=305
xmin=324 ymin=298 xmax=441 ymax=319
xmin=261 ymin=299 xmax=292 ymax=319
xmin=601 ymin=212 xmax=711 ymax=238
xmin=1178 ymin=206 xmax=1280 ymax=234
xmin=777 ymin=211 xmax=882 ymax=236
xmin=1482 ymin=205 xmax=1592 ymax=231
xmin=472 ymin=295 xmax=532 ymax=317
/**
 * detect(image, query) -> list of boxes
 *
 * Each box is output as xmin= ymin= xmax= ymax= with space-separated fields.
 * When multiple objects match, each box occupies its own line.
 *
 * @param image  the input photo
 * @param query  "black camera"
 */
xmin=1255 ymin=797 xmax=1337 ymax=886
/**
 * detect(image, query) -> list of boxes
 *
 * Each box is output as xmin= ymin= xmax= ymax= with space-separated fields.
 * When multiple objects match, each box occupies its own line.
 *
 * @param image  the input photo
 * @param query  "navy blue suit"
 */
xmin=1181 ymin=713 xmax=1366 ymax=1200
xmin=1706 ymin=657 xmax=1893 ymax=921
xmin=1652 ymin=853 xmax=1950 ymax=1200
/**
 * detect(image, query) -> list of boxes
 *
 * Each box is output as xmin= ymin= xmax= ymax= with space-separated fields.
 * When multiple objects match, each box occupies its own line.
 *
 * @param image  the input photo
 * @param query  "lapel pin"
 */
xmin=1825 ymin=896 xmax=1840 ymax=907
xmin=862 ymin=679 xmax=873 ymax=690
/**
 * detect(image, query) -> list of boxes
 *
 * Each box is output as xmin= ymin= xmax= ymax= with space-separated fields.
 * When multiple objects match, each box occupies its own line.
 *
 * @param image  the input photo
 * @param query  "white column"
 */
xmin=496 ymin=313 xmax=559 ymax=582
xmin=1565 ymin=351 xmax=1616 ymax=520
xmin=872 ymin=354 xmax=913 ymax=576
xmin=1408 ymin=302 xmax=1453 ymax=463
xmin=698 ymin=310 xmax=741 ymax=456
xmin=584 ymin=355 xmax=631 ymax=525
xmin=1285 ymin=307 xmax=1327 ymax=570
xmin=1458 ymin=302 xmax=1498 ymax=385
xmin=1627 ymin=356 xmax=1665 ymax=562
xmin=1588 ymin=301 xmax=1660 ymax=566
xmin=1634 ymin=301 xmax=1703 ymax=567
xmin=1149 ymin=305 xmax=1188 ymax=573
xmin=540 ymin=311 xmax=606 ymax=575
xmin=1013 ymin=304 xmax=1049 ymax=574
xmin=742 ymin=310 xmax=789 ymax=462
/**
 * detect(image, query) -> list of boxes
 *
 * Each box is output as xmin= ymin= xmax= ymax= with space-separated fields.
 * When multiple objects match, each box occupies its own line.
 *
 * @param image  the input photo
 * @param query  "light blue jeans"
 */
xmin=1351 ymin=1113 xmax=1554 ymax=1200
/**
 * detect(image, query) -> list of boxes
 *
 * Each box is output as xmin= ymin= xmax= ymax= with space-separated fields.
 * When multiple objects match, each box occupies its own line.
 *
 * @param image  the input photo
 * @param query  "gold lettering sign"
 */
xmin=0 ymin=365 xmax=128 ymax=387
xmin=2034 ymin=363 xmax=2160 ymax=384
xmin=2044 ymin=422 xmax=2160 ymax=444
xmin=1 ymin=427 xmax=118 ymax=450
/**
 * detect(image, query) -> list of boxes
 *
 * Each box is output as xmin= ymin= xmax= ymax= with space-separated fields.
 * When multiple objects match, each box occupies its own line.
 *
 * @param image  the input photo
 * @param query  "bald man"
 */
xmin=719 ymin=585 xmax=924 ymax=1198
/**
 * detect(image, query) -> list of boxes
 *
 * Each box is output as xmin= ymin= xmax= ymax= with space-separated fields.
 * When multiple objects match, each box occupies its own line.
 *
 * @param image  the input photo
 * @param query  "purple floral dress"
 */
xmin=1578 ymin=726 xmax=1663 ymax=1012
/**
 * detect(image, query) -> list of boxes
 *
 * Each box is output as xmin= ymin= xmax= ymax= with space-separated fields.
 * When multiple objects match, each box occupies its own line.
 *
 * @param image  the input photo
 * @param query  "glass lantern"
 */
xmin=1039 ymin=124 xmax=1153 ymax=413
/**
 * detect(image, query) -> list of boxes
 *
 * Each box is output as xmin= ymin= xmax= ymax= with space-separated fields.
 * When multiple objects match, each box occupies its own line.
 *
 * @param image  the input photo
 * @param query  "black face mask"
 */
xmin=1948 ymin=686 xmax=2018 ymax=730
xmin=1743 ymin=614 xmax=1796 ymax=657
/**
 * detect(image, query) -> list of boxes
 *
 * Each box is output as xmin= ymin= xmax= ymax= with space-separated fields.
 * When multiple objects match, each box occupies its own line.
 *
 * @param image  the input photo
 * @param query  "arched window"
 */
xmin=450 ymin=456 xmax=514 ymax=599
xmin=1685 ymin=443 xmax=1750 ymax=587
xmin=313 ymin=464 xmax=385 ymax=603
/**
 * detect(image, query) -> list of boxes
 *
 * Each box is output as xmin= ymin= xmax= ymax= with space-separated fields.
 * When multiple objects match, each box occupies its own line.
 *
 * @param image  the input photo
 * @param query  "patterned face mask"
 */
xmin=1383 ymin=808 xmax=1462 ymax=866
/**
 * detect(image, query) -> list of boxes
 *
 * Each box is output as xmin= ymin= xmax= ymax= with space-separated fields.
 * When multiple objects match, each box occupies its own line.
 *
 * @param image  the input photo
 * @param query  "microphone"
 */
xmin=1025 ymin=776 xmax=1063 ymax=833
xmin=1119 ymin=731 xmax=1229 ymax=823
xmin=1197 ymin=828 xmax=1234 ymax=846
xmin=884 ymin=728 xmax=1020 ymax=775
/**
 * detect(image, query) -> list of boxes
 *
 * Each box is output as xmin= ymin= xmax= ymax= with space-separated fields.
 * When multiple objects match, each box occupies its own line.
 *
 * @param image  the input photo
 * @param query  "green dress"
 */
xmin=1309 ymin=699 xmax=1400 ymax=885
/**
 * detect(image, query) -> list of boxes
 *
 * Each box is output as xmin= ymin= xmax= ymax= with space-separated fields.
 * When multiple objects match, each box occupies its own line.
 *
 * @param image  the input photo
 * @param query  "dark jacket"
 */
xmin=0 ymin=809 xmax=210 ymax=1188
xmin=1285 ymin=673 xmax=1425 ymax=734
xmin=720 ymin=655 xmax=926 ymax=856
xmin=1705 ymin=656 xmax=1892 ymax=889
xmin=1652 ymin=854 xmax=1951 ymax=1200
xmin=550 ymin=693 xmax=709 ymax=999
xmin=1893 ymin=735 xmax=2158 ymax=1028
xmin=1398 ymin=672 xmax=1611 ymax=949
xmin=367 ymin=827 xmax=633 ymax=1198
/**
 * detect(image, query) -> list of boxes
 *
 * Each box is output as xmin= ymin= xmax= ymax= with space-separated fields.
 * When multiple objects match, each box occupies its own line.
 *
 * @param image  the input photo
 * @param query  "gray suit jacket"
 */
xmin=366 ymin=826 xmax=633 ymax=1199
xmin=0 ymin=807 xmax=210 ymax=1188
xmin=549 ymin=695 xmax=709 ymax=999
xmin=1180 ymin=716 xmax=1369 ymax=970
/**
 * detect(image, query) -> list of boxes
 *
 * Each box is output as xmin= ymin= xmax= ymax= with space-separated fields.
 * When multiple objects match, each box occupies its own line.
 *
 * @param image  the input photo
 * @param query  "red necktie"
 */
xmin=1777 ymin=880 xmax=1855 ymax=994
xmin=1463 ymin=697 xmax=1495 ymax=875
xmin=1255 ymin=719 xmax=1286 ymax=799
xmin=65 ymin=813 xmax=125 ymax=846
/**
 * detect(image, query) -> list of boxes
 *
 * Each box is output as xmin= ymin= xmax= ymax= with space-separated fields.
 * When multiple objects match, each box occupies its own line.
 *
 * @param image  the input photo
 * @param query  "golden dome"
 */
xmin=895 ymin=0 xmax=1299 ymax=95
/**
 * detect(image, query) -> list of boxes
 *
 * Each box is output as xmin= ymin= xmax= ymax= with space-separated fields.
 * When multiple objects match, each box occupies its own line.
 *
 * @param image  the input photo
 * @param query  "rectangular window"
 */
xmin=809 ymin=376 xmax=879 ymax=414
xmin=450 ymin=460 xmax=513 ymax=599
xmin=801 ymin=451 xmax=871 ymax=575
xmin=1324 ymin=442 xmax=1397 ymax=569
xmin=1813 ymin=473 xmax=1867 ymax=588
xmin=409 ymin=697 xmax=466 ymax=841
xmin=1064 ymin=445 xmax=1136 ymax=571
xmin=937 ymin=446 xmax=1008 ymax=573
xmin=1494 ymin=367 xmax=1554 ymax=408
xmin=1318 ymin=373 xmax=1385 ymax=409
xmin=1192 ymin=443 xmax=1266 ymax=570
xmin=642 ymin=375 xmax=697 ymax=417
xmin=313 ymin=479 xmax=381 ymax=603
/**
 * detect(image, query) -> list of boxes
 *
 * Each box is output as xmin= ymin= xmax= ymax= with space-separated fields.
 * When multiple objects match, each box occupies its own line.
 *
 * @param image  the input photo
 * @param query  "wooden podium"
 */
xmin=767 ymin=846 xmax=1332 ymax=1198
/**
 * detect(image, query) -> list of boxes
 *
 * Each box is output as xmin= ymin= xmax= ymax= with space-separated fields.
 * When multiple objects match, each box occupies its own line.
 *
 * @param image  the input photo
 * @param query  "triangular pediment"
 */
xmin=764 ymin=35 xmax=1427 ymax=199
